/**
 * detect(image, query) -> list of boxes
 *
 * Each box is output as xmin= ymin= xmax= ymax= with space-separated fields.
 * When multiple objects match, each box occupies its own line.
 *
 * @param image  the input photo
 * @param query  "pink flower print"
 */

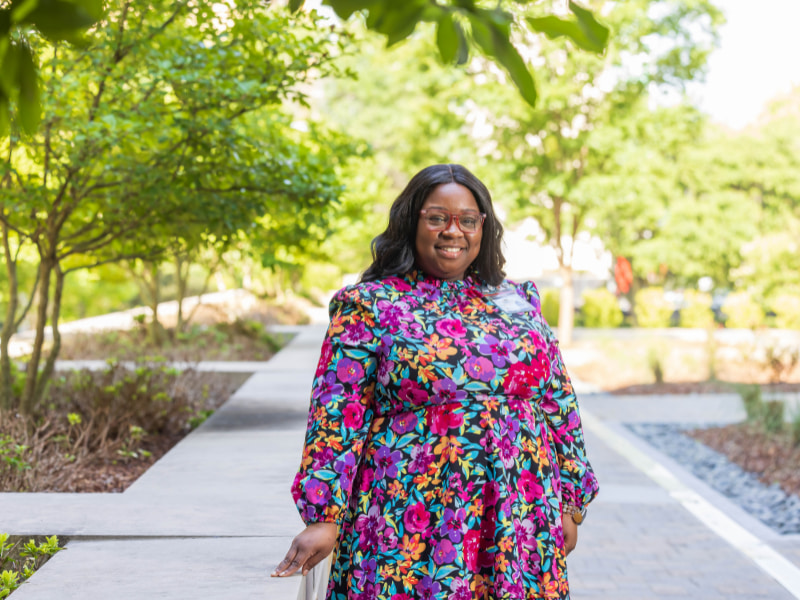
xmin=384 ymin=276 xmax=412 ymax=292
xmin=465 ymin=356 xmax=495 ymax=382
xmin=417 ymin=281 xmax=441 ymax=301
xmin=403 ymin=502 xmax=430 ymax=534
xmin=431 ymin=378 xmax=466 ymax=404
xmin=519 ymin=470 xmax=544 ymax=503
xmin=377 ymin=359 xmax=395 ymax=386
xmin=311 ymin=446 xmax=333 ymax=469
xmin=409 ymin=443 xmax=434 ymax=473
xmin=432 ymin=538 xmax=457 ymax=565
xmin=429 ymin=404 xmax=465 ymax=435
xmin=355 ymin=505 xmax=386 ymax=550
xmin=336 ymin=358 xmax=364 ymax=384
xmin=482 ymin=481 xmax=501 ymax=506
xmin=416 ymin=576 xmax=441 ymax=600
xmin=497 ymin=437 xmax=520 ymax=468
xmin=359 ymin=467 xmax=374 ymax=493
xmin=391 ymin=411 xmax=418 ymax=435
xmin=342 ymin=401 xmax=365 ymax=429
xmin=305 ymin=479 xmax=331 ymax=505
xmin=399 ymin=379 xmax=428 ymax=405
xmin=478 ymin=334 xmax=516 ymax=368
xmin=354 ymin=557 xmax=377 ymax=587
xmin=448 ymin=578 xmax=472 ymax=600
xmin=502 ymin=362 xmax=541 ymax=398
xmin=313 ymin=372 xmax=343 ymax=405
xmin=440 ymin=507 xmax=467 ymax=543
xmin=375 ymin=446 xmax=402 ymax=479
xmin=436 ymin=318 xmax=467 ymax=339
xmin=315 ymin=339 xmax=333 ymax=378
xmin=463 ymin=529 xmax=480 ymax=570
xmin=377 ymin=299 xmax=412 ymax=331
xmin=341 ymin=321 xmax=372 ymax=345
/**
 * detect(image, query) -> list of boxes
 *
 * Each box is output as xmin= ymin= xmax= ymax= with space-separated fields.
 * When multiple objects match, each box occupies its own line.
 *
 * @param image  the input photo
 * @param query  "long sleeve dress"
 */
xmin=292 ymin=271 xmax=599 ymax=600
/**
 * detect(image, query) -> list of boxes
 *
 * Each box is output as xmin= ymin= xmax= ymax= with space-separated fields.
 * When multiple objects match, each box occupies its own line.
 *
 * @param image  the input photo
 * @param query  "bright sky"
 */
xmin=691 ymin=0 xmax=800 ymax=129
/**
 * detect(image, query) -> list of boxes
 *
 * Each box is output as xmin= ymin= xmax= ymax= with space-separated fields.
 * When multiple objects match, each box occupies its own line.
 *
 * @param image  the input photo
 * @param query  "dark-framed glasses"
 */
xmin=419 ymin=209 xmax=486 ymax=234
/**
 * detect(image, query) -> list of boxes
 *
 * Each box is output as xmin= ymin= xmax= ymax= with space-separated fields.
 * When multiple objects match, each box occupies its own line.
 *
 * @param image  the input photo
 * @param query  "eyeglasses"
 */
xmin=419 ymin=209 xmax=486 ymax=234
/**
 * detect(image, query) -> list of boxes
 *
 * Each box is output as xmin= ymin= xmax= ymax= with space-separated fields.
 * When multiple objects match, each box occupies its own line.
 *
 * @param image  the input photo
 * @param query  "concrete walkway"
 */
xmin=2 ymin=326 xmax=800 ymax=598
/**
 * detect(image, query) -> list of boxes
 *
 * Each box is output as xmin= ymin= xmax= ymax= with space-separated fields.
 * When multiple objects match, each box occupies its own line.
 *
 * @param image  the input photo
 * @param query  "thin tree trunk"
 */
xmin=1 ymin=222 xmax=19 ymax=411
xmin=21 ymin=257 xmax=53 ymax=414
xmin=558 ymin=265 xmax=575 ymax=347
xmin=175 ymin=253 xmax=187 ymax=333
xmin=147 ymin=262 xmax=163 ymax=345
xmin=35 ymin=265 xmax=65 ymax=404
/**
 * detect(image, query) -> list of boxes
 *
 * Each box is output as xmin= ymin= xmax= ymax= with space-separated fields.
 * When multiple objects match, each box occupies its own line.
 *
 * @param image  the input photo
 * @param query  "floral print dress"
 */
xmin=292 ymin=271 xmax=599 ymax=600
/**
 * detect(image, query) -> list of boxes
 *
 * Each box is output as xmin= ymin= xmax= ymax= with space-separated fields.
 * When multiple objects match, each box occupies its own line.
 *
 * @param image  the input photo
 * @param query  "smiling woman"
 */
xmin=275 ymin=164 xmax=599 ymax=600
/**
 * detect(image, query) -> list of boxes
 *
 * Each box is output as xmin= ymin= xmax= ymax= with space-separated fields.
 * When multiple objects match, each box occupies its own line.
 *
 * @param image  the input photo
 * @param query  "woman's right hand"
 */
xmin=271 ymin=522 xmax=339 ymax=578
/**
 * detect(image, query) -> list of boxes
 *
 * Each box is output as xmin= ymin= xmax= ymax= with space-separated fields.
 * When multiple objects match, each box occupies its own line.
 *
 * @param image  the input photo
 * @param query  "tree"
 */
xmin=291 ymin=0 xmax=610 ymax=109
xmin=1 ymin=0 xmax=103 ymax=135
xmin=0 ymin=1 xmax=348 ymax=413
xmin=474 ymin=0 xmax=723 ymax=343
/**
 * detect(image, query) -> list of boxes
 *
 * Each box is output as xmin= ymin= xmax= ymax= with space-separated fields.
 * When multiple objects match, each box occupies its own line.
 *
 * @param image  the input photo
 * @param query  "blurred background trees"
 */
xmin=2 ymin=0 xmax=800 ymax=412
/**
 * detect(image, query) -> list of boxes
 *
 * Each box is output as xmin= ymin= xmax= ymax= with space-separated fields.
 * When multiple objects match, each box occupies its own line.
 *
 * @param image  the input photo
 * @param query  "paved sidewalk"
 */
xmin=3 ymin=325 xmax=800 ymax=598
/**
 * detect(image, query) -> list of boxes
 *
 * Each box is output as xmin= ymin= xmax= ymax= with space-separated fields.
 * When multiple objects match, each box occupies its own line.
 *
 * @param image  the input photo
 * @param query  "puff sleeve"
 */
xmin=291 ymin=285 xmax=379 ymax=525
xmin=518 ymin=280 xmax=599 ymax=510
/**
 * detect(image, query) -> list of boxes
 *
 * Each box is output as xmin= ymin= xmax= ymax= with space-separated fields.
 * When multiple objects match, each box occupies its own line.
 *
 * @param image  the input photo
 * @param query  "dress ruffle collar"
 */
xmin=402 ymin=269 xmax=481 ymax=293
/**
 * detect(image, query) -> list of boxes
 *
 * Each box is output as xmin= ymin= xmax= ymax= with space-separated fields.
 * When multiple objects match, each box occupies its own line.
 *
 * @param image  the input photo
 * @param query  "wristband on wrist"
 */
xmin=563 ymin=503 xmax=587 ymax=525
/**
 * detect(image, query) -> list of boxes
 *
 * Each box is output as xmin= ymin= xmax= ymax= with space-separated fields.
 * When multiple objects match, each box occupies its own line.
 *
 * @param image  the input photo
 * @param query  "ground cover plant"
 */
xmin=0 ymin=363 xmax=248 ymax=493
xmin=0 ymin=535 xmax=64 ymax=598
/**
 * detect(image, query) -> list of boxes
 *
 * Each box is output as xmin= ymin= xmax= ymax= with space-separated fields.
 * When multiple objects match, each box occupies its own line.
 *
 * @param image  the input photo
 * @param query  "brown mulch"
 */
xmin=688 ymin=424 xmax=800 ymax=498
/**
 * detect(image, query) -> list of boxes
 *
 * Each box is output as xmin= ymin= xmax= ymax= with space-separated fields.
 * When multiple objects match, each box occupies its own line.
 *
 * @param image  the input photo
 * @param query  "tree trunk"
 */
xmin=147 ymin=262 xmax=163 ymax=346
xmin=35 ymin=265 xmax=65 ymax=404
xmin=0 ymin=223 xmax=19 ymax=411
xmin=20 ymin=257 xmax=53 ymax=414
xmin=175 ymin=253 xmax=187 ymax=333
xmin=557 ymin=265 xmax=575 ymax=347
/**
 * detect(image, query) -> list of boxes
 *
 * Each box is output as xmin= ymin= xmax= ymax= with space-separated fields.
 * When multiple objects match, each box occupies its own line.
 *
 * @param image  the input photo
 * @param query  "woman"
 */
xmin=274 ymin=164 xmax=599 ymax=599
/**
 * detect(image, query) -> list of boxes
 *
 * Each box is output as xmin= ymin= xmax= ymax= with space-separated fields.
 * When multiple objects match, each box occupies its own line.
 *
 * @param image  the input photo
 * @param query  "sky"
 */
xmin=691 ymin=0 xmax=800 ymax=129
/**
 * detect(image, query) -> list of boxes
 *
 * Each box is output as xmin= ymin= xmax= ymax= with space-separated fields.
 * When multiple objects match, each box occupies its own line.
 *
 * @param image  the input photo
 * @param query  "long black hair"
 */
xmin=360 ymin=164 xmax=506 ymax=285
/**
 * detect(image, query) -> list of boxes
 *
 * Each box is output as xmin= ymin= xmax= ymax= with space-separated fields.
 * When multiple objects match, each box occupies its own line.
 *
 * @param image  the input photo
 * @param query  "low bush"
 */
xmin=0 ymin=364 xmax=246 ymax=493
xmin=770 ymin=293 xmax=800 ymax=330
xmin=0 ymin=534 xmax=64 ymax=598
xmin=721 ymin=292 xmax=764 ymax=329
xmin=540 ymin=288 xmax=560 ymax=327
xmin=580 ymin=288 xmax=623 ymax=328
xmin=633 ymin=287 xmax=673 ymax=328
xmin=679 ymin=291 xmax=715 ymax=329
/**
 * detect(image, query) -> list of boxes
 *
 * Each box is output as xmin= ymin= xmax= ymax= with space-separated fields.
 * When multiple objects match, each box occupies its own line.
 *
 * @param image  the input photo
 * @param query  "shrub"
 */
xmin=0 ymin=534 xmax=64 ymax=598
xmin=762 ymin=400 xmax=785 ymax=434
xmin=580 ymin=288 xmax=623 ymax=328
xmin=540 ymin=288 xmax=560 ymax=327
xmin=721 ymin=292 xmax=764 ymax=329
xmin=770 ymin=293 xmax=800 ymax=330
xmin=679 ymin=291 xmax=715 ymax=329
xmin=633 ymin=287 xmax=673 ymax=328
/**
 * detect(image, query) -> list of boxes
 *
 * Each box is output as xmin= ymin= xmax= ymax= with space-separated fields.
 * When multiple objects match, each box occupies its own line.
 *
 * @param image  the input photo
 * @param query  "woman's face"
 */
xmin=415 ymin=182 xmax=483 ymax=281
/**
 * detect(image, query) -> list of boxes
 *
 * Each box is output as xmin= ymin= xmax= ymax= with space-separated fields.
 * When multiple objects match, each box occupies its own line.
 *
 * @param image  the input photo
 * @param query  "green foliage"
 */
xmin=721 ymin=292 xmax=764 ymax=329
xmin=633 ymin=287 xmax=673 ymax=328
xmin=580 ymin=287 xmax=623 ymax=328
xmin=646 ymin=347 xmax=664 ymax=384
xmin=291 ymin=0 xmax=610 ymax=107
xmin=679 ymin=291 xmax=714 ymax=329
xmin=737 ymin=384 xmax=763 ymax=423
xmin=0 ymin=433 xmax=31 ymax=473
xmin=0 ymin=534 xmax=63 ymax=597
xmin=0 ymin=0 xmax=103 ymax=135
xmin=770 ymin=292 xmax=800 ymax=330
xmin=540 ymin=288 xmax=560 ymax=327
xmin=762 ymin=400 xmax=785 ymax=435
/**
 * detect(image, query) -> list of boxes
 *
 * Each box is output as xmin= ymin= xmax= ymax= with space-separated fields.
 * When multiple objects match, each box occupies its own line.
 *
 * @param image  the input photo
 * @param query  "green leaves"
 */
xmin=0 ymin=0 xmax=103 ymax=136
xmin=469 ymin=10 xmax=537 ymax=106
xmin=292 ymin=0 xmax=608 ymax=108
xmin=528 ymin=1 xmax=610 ymax=53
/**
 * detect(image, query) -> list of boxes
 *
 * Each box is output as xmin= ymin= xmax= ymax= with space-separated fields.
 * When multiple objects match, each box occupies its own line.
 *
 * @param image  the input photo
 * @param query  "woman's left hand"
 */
xmin=563 ymin=514 xmax=578 ymax=555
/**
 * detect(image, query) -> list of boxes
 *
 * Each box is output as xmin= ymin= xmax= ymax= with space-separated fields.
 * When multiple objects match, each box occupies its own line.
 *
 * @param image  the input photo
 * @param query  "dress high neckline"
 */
xmin=404 ymin=269 xmax=479 ymax=291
